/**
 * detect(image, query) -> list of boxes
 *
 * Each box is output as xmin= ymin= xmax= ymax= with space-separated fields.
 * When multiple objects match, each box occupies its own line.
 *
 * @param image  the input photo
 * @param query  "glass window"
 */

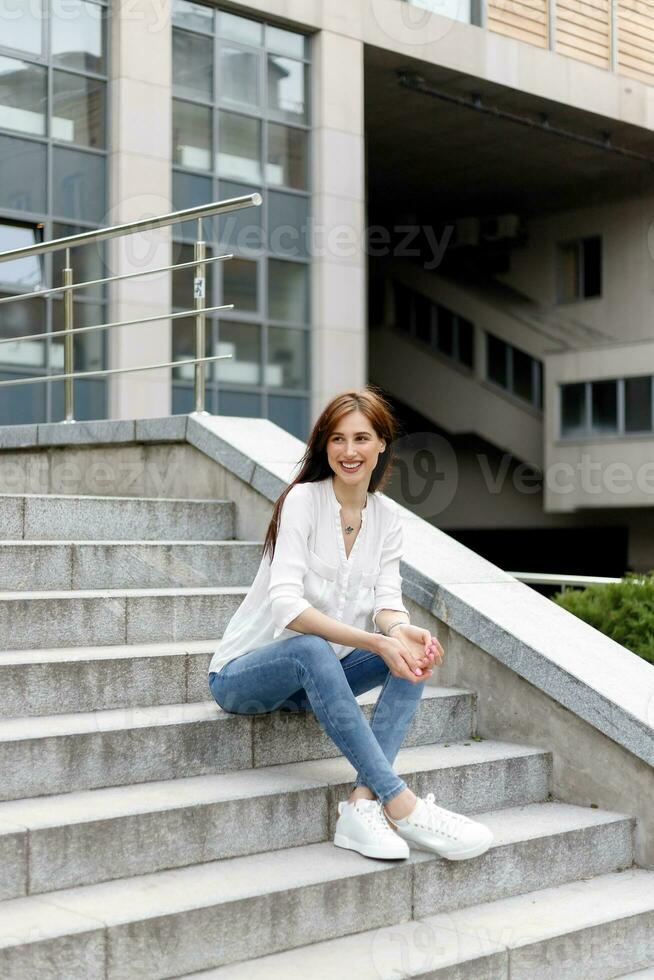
xmin=172 ymin=314 xmax=211 ymax=380
xmin=583 ymin=236 xmax=601 ymax=298
xmin=217 ymin=180 xmax=263 ymax=250
xmin=512 ymin=346 xmax=533 ymax=403
xmin=414 ymin=294 xmax=432 ymax=344
xmin=52 ymin=300 xmax=104 ymax=372
xmin=218 ymin=388 xmax=261 ymax=416
xmin=268 ymin=393 xmax=307 ymax=439
xmin=219 ymin=44 xmax=259 ymax=107
xmin=625 ymin=376 xmax=652 ymax=433
xmin=268 ymin=190 xmax=308 ymax=258
xmin=267 ymin=56 xmax=307 ymax=123
xmin=172 ymin=169 xmax=212 ymax=240
xmin=0 ymin=221 xmax=44 ymax=290
xmin=173 ymin=29 xmax=213 ymax=101
xmin=561 ymin=383 xmax=586 ymax=436
xmin=172 ymin=241 xmax=214 ymax=310
xmin=265 ymin=25 xmax=307 ymax=59
xmin=223 ymin=257 xmax=257 ymax=311
xmin=0 ymin=294 xmax=46 ymax=366
xmin=557 ymin=242 xmax=578 ymax=303
xmin=487 ymin=333 xmax=508 ymax=388
xmin=2 ymin=0 xmax=43 ymax=56
xmin=591 ymin=380 xmax=617 ymax=433
xmin=266 ymin=123 xmax=307 ymax=189
xmin=52 ymin=223 xmax=106 ymax=301
xmin=0 ymin=134 xmax=47 ymax=213
xmin=215 ymin=319 xmax=261 ymax=383
xmin=52 ymin=71 xmax=105 ymax=148
xmin=52 ymin=145 xmax=106 ymax=222
xmin=267 ymin=325 xmax=307 ymax=389
xmin=218 ymin=10 xmax=262 ymax=46
xmin=0 ymin=56 xmax=46 ymax=136
xmin=217 ymin=111 xmax=261 ymax=182
xmin=393 ymin=283 xmax=413 ymax=333
xmin=50 ymin=376 xmax=106 ymax=421
xmin=51 ymin=0 xmax=105 ymax=74
xmin=437 ymin=305 xmax=454 ymax=357
xmin=173 ymin=0 xmax=214 ymax=33
xmin=458 ymin=316 xmax=474 ymax=367
xmin=0 ymin=371 xmax=46 ymax=422
xmin=173 ymin=99 xmax=212 ymax=170
xmin=268 ymin=259 xmax=307 ymax=322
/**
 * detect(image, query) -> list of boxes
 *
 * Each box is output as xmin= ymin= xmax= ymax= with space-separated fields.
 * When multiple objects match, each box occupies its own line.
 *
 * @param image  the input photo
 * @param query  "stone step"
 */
xmin=0 ymin=687 xmax=473 ymax=800
xmin=0 ymin=640 xmax=216 ymax=716
xmin=0 ymin=494 xmax=235 ymax=541
xmin=0 ymin=540 xmax=262 ymax=591
xmin=0 ymin=739 xmax=552 ymax=897
xmin=0 ymin=586 xmax=246 ymax=650
xmin=172 ymin=868 xmax=654 ymax=980
xmin=0 ymin=804 xmax=636 ymax=980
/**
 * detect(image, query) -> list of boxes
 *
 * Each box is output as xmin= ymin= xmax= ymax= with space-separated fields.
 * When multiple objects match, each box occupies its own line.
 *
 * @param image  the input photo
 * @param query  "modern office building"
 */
xmin=2 ymin=0 xmax=654 ymax=573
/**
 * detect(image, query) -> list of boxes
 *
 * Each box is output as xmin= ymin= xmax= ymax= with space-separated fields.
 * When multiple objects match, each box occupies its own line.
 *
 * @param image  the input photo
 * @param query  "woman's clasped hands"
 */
xmin=376 ymin=624 xmax=445 ymax=684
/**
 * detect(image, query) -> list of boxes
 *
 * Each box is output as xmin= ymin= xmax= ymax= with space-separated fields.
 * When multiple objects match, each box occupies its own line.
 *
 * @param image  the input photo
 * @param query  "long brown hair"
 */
xmin=262 ymin=384 xmax=401 ymax=563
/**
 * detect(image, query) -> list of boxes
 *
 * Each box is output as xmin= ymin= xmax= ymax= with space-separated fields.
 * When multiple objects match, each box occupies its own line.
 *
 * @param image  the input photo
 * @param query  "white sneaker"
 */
xmin=334 ymin=799 xmax=410 ymax=860
xmin=385 ymin=793 xmax=493 ymax=861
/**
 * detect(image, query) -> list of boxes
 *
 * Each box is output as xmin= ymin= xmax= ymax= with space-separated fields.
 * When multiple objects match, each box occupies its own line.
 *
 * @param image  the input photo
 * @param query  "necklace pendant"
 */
xmin=344 ymin=524 xmax=354 ymax=534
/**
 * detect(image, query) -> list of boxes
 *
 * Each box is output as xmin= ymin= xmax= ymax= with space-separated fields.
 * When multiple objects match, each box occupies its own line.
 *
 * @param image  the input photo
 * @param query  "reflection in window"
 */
xmin=267 ymin=325 xmax=307 ymax=389
xmin=52 ymin=71 xmax=105 ymax=148
xmin=2 ymin=0 xmax=43 ymax=56
xmin=267 ymin=56 xmax=306 ymax=122
xmin=218 ymin=10 xmax=262 ymax=45
xmin=173 ymin=99 xmax=212 ymax=170
xmin=219 ymin=45 xmax=259 ymax=107
xmin=0 ymin=294 xmax=46 ymax=365
xmin=0 ymin=57 xmax=46 ymax=136
xmin=173 ymin=0 xmax=214 ymax=33
xmin=51 ymin=0 xmax=105 ymax=73
xmin=52 ymin=145 xmax=106 ymax=222
xmin=0 ymin=221 xmax=44 ymax=290
xmin=173 ymin=29 xmax=213 ymax=102
xmin=266 ymin=123 xmax=307 ymax=189
xmin=215 ymin=320 xmax=261 ymax=384
xmin=217 ymin=111 xmax=260 ymax=182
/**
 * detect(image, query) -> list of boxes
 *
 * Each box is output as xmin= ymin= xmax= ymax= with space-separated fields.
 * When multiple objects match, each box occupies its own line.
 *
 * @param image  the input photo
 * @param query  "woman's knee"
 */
xmin=293 ymin=634 xmax=340 ymax=672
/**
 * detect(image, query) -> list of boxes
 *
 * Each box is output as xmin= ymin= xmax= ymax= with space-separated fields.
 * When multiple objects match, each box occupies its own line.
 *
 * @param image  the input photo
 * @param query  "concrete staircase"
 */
xmin=1 ymin=491 xmax=653 ymax=979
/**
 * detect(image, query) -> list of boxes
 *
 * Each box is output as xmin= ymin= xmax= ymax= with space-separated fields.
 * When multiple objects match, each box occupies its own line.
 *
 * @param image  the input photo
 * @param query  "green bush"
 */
xmin=552 ymin=573 xmax=654 ymax=665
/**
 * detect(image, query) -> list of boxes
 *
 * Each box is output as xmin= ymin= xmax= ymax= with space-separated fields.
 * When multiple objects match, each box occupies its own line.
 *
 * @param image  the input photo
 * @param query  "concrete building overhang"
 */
xmin=364 ymin=46 xmax=654 ymax=219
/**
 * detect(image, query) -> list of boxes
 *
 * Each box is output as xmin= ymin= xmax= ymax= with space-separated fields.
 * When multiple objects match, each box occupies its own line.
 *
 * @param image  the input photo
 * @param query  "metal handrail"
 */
xmin=0 ymin=193 xmax=262 ymax=421
xmin=509 ymin=571 xmax=623 ymax=591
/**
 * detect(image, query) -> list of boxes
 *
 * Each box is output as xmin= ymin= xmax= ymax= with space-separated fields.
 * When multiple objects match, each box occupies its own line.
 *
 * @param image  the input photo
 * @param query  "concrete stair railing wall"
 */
xmin=0 ymin=413 xmax=652 ymax=978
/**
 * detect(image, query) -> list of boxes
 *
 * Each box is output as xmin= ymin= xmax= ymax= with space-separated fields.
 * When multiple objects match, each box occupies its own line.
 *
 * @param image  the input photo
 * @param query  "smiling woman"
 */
xmin=206 ymin=384 xmax=493 ymax=864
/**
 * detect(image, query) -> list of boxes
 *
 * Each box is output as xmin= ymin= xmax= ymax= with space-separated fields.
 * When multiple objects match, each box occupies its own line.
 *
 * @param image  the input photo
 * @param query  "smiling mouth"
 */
xmin=340 ymin=461 xmax=363 ymax=472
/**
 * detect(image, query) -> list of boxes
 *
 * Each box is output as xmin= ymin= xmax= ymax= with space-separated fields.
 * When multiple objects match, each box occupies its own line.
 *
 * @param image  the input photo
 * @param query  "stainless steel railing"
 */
xmin=0 ymin=193 xmax=262 ymax=422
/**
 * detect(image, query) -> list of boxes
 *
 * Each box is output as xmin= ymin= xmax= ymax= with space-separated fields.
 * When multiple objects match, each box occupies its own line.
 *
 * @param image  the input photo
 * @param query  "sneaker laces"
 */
xmin=353 ymin=799 xmax=396 ymax=839
xmin=418 ymin=793 xmax=469 ymax=840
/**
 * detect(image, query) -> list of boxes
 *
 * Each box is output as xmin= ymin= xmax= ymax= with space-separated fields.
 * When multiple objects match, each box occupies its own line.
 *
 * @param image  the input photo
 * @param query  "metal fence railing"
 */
xmin=0 ymin=193 xmax=262 ymax=422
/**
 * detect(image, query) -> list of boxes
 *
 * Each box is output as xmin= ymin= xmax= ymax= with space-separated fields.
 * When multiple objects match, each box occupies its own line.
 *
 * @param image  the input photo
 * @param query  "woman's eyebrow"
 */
xmin=332 ymin=431 xmax=372 ymax=436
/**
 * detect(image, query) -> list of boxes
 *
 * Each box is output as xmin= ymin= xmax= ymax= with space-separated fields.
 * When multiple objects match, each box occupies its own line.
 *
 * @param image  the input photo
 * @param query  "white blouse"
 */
xmin=208 ymin=474 xmax=410 ymax=676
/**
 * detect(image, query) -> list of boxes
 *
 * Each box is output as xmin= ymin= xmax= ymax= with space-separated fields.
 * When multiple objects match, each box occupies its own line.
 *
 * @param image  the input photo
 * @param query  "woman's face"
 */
xmin=326 ymin=410 xmax=386 ymax=489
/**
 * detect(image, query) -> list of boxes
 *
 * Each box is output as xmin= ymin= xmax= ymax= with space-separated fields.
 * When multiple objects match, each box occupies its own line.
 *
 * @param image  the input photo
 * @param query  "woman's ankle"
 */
xmin=383 ymin=788 xmax=418 ymax=821
xmin=347 ymin=786 xmax=376 ymax=804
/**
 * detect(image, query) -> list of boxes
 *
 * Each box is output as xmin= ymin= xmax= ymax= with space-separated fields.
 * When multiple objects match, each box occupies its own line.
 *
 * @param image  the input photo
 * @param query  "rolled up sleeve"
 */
xmin=372 ymin=508 xmax=409 ymax=632
xmin=268 ymin=484 xmax=313 ymax=631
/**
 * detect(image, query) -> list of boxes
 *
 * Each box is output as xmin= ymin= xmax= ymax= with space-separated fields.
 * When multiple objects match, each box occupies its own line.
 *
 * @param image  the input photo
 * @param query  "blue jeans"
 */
xmin=208 ymin=633 xmax=426 ymax=805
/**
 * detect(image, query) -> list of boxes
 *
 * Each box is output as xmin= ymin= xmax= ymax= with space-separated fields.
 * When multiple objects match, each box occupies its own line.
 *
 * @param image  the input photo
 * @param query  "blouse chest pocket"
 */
xmin=304 ymin=549 xmax=337 ymax=608
xmin=354 ymin=567 xmax=380 ymax=620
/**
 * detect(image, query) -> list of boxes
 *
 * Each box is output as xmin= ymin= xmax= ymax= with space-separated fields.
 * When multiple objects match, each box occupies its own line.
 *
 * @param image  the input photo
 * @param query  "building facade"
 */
xmin=3 ymin=0 xmax=654 ymax=572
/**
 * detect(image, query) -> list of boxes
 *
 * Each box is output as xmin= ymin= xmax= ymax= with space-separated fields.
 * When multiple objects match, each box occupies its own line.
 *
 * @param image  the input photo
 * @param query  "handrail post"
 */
xmin=193 ymin=218 xmax=208 ymax=415
xmin=62 ymin=248 xmax=75 ymax=423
